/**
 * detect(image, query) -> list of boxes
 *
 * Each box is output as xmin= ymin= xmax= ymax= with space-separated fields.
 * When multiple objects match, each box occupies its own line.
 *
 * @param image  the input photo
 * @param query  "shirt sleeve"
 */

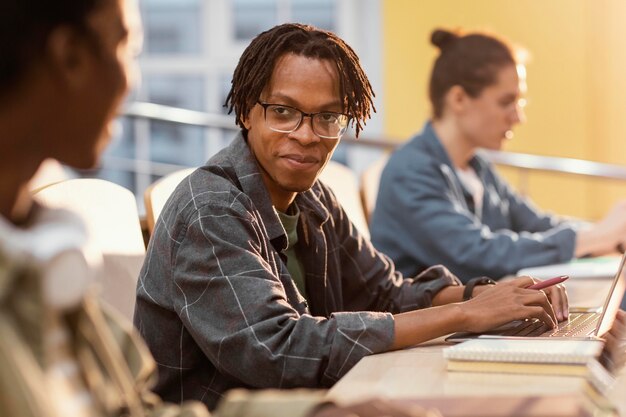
xmin=494 ymin=168 xmax=581 ymax=235
xmin=318 ymin=183 xmax=461 ymax=314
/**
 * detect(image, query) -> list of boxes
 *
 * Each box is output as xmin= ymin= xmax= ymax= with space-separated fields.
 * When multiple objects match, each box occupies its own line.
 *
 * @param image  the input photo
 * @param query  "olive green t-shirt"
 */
xmin=277 ymin=205 xmax=306 ymax=300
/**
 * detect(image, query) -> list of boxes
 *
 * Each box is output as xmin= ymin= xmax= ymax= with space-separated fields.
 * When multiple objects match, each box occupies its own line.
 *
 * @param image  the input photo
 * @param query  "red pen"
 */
xmin=527 ymin=275 xmax=569 ymax=290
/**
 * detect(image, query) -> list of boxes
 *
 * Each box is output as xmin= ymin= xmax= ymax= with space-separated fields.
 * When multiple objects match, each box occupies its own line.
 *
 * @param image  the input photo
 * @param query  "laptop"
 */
xmin=446 ymin=253 xmax=626 ymax=342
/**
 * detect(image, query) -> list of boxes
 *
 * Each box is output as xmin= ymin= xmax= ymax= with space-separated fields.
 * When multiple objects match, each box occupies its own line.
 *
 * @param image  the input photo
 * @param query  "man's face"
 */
xmin=243 ymin=53 xmax=343 ymax=211
xmin=459 ymin=64 xmax=525 ymax=150
xmin=60 ymin=0 xmax=142 ymax=168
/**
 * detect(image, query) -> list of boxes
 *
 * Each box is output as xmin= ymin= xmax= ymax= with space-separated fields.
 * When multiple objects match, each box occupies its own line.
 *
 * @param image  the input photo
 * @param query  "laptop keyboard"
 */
xmin=500 ymin=313 xmax=599 ymax=337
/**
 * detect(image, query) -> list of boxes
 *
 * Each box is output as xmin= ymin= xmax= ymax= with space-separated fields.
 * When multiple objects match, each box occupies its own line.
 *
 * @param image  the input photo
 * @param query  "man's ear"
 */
xmin=241 ymin=112 xmax=251 ymax=130
xmin=445 ymin=85 xmax=470 ymax=115
xmin=45 ymin=26 xmax=93 ymax=90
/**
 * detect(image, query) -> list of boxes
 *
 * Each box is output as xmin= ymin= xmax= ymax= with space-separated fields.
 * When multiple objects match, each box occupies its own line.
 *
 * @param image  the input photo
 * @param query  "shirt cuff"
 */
xmin=414 ymin=265 xmax=462 ymax=306
xmin=554 ymin=225 xmax=577 ymax=261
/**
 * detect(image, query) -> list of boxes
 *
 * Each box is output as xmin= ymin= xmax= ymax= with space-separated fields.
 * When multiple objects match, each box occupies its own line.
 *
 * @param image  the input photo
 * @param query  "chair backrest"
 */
xmin=35 ymin=179 xmax=145 ymax=320
xmin=29 ymin=158 xmax=70 ymax=193
xmin=360 ymin=154 xmax=390 ymax=225
xmin=144 ymin=167 xmax=197 ymax=235
xmin=319 ymin=160 xmax=370 ymax=238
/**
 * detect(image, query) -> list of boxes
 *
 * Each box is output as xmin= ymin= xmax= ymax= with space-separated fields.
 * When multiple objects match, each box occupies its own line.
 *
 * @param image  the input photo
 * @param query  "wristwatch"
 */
xmin=462 ymin=277 xmax=497 ymax=301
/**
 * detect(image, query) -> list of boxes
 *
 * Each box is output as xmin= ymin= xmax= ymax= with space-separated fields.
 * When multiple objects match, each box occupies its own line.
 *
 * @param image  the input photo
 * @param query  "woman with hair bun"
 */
xmin=371 ymin=28 xmax=626 ymax=283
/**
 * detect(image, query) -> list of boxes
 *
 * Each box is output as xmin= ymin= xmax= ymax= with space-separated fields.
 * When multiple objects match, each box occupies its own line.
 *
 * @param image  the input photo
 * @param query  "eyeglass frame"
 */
xmin=256 ymin=101 xmax=350 ymax=140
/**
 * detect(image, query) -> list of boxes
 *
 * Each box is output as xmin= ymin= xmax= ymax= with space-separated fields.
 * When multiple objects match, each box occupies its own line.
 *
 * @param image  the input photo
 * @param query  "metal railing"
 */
xmin=125 ymin=102 xmax=238 ymax=131
xmin=120 ymin=102 xmax=626 ymax=190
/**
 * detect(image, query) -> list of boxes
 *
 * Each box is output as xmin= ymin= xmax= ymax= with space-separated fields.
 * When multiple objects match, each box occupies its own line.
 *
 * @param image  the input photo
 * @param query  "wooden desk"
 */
xmin=327 ymin=278 xmax=622 ymax=410
xmin=327 ymin=341 xmax=593 ymax=405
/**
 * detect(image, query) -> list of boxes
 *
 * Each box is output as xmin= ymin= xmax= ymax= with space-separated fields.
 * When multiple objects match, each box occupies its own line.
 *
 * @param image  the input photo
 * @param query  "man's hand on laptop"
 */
xmin=534 ymin=276 xmax=570 ymax=322
xmin=459 ymin=276 xmax=569 ymax=333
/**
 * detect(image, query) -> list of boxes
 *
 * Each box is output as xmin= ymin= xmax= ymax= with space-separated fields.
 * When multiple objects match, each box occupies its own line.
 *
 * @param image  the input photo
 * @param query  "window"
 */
xmin=143 ymin=0 xmax=202 ymax=54
xmin=292 ymin=0 xmax=335 ymax=30
xmin=85 ymin=0 xmax=383 ymax=211
xmin=233 ymin=0 xmax=278 ymax=40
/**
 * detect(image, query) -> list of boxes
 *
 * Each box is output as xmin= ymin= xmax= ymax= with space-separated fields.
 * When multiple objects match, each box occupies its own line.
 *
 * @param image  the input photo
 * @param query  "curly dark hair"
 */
xmin=0 ymin=0 xmax=106 ymax=94
xmin=429 ymin=28 xmax=516 ymax=119
xmin=224 ymin=23 xmax=375 ymax=137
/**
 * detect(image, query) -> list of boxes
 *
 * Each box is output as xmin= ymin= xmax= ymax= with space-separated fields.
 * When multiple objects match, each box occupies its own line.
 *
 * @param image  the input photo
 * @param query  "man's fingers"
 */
xmin=544 ymin=284 xmax=568 ymax=322
xmin=531 ymin=305 xmax=556 ymax=329
xmin=526 ymin=292 xmax=557 ymax=328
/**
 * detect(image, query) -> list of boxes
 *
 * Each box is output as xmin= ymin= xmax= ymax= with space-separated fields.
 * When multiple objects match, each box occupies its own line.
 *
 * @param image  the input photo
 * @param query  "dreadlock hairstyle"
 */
xmin=224 ymin=23 xmax=375 ymax=137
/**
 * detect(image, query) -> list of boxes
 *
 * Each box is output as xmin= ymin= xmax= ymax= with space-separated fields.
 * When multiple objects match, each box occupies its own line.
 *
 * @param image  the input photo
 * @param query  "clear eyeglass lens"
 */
xmin=266 ymin=105 xmax=301 ymax=132
xmin=265 ymin=104 xmax=347 ymax=139
xmin=313 ymin=113 xmax=347 ymax=138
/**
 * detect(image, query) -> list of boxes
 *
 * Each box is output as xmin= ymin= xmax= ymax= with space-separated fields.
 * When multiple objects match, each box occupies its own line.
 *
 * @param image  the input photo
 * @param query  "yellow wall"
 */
xmin=382 ymin=0 xmax=626 ymax=220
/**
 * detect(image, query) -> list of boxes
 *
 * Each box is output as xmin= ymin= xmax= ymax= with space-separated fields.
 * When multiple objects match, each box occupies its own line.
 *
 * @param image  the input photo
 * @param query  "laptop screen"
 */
xmin=595 ymin=253 xmax=626 ymax=337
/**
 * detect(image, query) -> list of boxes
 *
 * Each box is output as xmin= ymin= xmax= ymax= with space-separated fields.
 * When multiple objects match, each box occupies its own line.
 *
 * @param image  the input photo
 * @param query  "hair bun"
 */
xmin=431 ymin=29 xmax=459 ymax=50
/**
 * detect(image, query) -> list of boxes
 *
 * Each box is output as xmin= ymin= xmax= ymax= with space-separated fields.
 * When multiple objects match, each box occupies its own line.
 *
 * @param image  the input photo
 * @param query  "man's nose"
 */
xmin=288 ymin=116 xmax=320 ymax=145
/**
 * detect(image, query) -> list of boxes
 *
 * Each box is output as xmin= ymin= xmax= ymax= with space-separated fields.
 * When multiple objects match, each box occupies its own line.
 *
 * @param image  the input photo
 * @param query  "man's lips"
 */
xmin=281 ymin=153 xmax=320 ymax=164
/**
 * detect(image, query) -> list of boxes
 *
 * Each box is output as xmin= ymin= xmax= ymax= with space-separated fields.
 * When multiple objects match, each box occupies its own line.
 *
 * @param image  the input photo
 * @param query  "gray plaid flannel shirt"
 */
xmin=134 ymin=132 xmax=460 ymax=410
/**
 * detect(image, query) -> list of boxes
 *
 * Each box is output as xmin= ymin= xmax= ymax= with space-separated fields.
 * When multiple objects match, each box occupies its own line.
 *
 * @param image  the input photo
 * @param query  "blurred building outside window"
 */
xmin=83 ymin=0 xmax=383 ymax=211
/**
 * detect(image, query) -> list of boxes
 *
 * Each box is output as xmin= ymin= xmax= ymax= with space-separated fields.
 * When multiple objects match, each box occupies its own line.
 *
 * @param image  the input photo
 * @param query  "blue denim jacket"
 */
xmin=371 ymin=122 xmax=577 ymax=282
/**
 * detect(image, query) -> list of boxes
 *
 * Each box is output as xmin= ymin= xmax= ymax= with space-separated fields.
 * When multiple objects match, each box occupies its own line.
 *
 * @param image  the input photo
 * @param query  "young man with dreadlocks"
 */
xmin=134 ymin=23 xmax=566 ymax=411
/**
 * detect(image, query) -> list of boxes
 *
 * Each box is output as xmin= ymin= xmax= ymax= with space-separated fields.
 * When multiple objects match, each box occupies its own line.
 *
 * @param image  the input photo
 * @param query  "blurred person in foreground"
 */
xmin=0 ymin=0 xmax=212 ymax=416
xmin=135 ymin=22 xmax=569 ymax=412
xmin=0 ymin=1 xmax=440 ymax=416
xmin=371 ymin=28 xmax=626 ymax=283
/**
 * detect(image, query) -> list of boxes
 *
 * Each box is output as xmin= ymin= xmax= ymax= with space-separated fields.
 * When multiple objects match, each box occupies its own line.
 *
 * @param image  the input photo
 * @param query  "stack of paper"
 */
xmin=444 ymin=337 xmax=604 ymax=376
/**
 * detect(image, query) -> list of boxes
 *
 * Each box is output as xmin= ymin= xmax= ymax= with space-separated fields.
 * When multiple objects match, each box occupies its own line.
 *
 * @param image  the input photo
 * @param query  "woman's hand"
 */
xmin=576 ymin=200 xmax=626 ymax=256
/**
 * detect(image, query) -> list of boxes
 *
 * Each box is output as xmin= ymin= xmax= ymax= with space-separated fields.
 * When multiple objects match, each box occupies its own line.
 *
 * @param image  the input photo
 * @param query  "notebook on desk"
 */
xmin=446 ymin=253 xmax=626 ymax=343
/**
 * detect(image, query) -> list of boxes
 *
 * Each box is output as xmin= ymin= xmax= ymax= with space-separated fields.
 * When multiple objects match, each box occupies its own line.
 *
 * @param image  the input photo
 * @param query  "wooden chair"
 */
xmin=144 ymin=167 xmax=196 ymax=235
xmin=319 ymin=161 xmax=370 ymax=238
xmin=144 ymin=164 xmax=369 ymax=239
xmin=35 ymin=179 xmax=145 ymax=320
xmin=359 ymin=154 xmax=390 ymax=225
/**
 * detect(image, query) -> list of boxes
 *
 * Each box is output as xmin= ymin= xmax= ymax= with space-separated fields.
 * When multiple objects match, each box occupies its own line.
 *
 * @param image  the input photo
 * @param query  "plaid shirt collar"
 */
xmin=224 ymin=132 xmax=331 ymax=250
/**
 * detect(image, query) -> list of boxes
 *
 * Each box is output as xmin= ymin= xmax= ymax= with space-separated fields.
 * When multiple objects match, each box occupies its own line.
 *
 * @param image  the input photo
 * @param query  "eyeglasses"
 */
xmin=257 ymin=101 xmax=349 ymax=139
